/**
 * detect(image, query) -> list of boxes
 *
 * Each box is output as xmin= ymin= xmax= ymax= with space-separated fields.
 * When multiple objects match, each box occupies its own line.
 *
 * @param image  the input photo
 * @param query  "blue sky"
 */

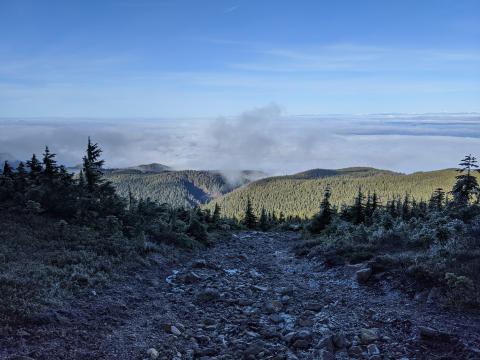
xmin=0 ymin=0 xmax=479 ymax=117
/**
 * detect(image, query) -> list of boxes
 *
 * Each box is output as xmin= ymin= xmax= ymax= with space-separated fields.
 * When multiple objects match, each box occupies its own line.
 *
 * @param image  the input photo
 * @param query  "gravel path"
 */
xmin=2 ymin=231 xmax=480 ymax=359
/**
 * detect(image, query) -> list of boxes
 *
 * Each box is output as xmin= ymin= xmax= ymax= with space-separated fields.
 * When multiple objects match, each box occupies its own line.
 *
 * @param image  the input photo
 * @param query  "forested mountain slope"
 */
xmin=105 ymin=170 xmax=266 ymax=207
xmin=204 ymin=168 xmax=477 ymax=219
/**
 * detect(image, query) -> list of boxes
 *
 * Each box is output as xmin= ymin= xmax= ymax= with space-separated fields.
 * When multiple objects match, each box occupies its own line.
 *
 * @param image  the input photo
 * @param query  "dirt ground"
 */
xmin=2 ymin=231 xmax=479 ymax=359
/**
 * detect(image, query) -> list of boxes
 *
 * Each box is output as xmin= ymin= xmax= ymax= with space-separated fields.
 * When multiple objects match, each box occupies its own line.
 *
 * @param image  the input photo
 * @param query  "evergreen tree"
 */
xmin=14 ymin=162 xmax=27 ymax=192
xmin=78 ymin=169 xmax=86 ymax=189
xmin=83 ymin=137 xmax=105 ymax=192
xmin=402 ymin=194 xmax=410 ymax=220
xmin=418 ymin=199 xmax=428 ymax=217
xmin=429 ymin=188 xmax=445 ymax=212
xmin=259 ymin=207 xmax=269 ymax=231
xmin=352 ymin=187 xmax=365 ymax=224
xmin=271 ymin=210 xmax=278 ymax=223
xmin=278 ymin=211 xmax=285 ymax=223
xmin=128 ymin=186 xmax=135 ymax=210
xmin=2 ymin=161 xmax=13 ymax=176
xmin=243 ymin=197 xmax=257 ymax=229
xmin=451 ymin=154 xmax=480 ymax=205
xmin=308 ymin=185 xmax=333 ymax=234
xmin=26 ymin=154 xmax=42 ymax=181
xmin=212 ymin=203 xmax=221 ymax=224
xmin=364 ymin=192 xmax=372 ymax=219
xmin=42 ymin=146 xmax=58 ymax=177
xmin=387 ymin=200 xmax=396 ymax=217
xmin=371 ymin=192 xmax=379 ymax=214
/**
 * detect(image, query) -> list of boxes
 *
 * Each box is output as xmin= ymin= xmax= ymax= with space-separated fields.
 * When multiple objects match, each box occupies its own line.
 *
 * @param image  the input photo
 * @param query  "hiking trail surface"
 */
xmin=2 ymin=231 xmax=480 ymax=359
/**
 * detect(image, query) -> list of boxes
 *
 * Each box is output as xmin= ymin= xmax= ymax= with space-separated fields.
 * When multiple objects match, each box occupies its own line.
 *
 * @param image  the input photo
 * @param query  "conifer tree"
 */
xmin=83 ymin=137 xmax=105 ymax=192
xmin=429 ymin=188 xmax=445 ymax=212
xmin=42 ymin=146 xmax=58 ymax=177
xmin=308 ymin=185 xmax=333 ymax=234
xmin=352 ymin=187 xmax=365 ymax=224
xmin=212 ymin=203 xmax=221 ymax=224
xmin=2 ymin=161 xmax=13 ymax=176
xmin=271 ymin=210 xmax=278 ymax=224
xmin=259 ymin=207 xmax=269 ymax=231
xmin=371 ymin=192 xmax=379 ymax=214
xmin=243 ymin=197 xmax=257 ymax=229
xmin=26 ymin=154 xmax=42 ymax=181
xmin=364 ymin=192 xmax=372 ymax=219
xmin=78 ymin=169 xmax=86 ymax=189
xmin=452 ymin=154 xmax=480 ymax=205
xmin=278 ymin=211 xmax=285 ymax=223
xmin=14 ymin=162 xmax=27 ymax=191
xmin=402 ymin=194 xmax=410 ymax=220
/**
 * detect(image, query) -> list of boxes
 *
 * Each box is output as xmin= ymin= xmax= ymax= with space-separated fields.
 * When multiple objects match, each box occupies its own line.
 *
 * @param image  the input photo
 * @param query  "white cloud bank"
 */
xmin=0 ymin=105 xmax=479 ymax=174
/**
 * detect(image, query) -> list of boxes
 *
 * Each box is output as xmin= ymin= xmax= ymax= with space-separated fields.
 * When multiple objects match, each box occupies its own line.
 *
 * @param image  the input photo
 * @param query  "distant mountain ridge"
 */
xmin=203 ymin=167 xmax=478 ymax=219
xmin=105 ymin=163 xmax=172 ymax=174
xmin=104 ymin=168 xmax=268 ymax=208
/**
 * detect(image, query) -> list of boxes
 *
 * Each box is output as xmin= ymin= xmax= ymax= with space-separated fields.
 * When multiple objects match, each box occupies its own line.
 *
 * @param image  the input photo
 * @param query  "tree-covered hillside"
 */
xmin=105 ymin=170 xmax=266 ymax=208
xmin=204 ymin=168 xmax=479 ymax=219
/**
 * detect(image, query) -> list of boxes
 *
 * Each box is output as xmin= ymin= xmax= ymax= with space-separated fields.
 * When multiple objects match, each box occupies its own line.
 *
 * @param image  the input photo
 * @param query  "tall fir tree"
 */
xmin=308 ymin=185 xmax=333 ymax=234
xmin=352 ymin=187 xmax=365 ymax=224
xmin=259 ymin=207 xmax=269 ymax=231
xmin=26 ymin=153 xmax=42 ymax=181
xmin=243 ymin=197 xmax=257 ymax=229
xmin=402 ymin=194 xmax=410 ymax=220
xmin=451 ymin=154 xmax=480 ymax=205
xmin=2 ymin=161 xmax=13 ymax=176
xmin=83 ymin=137 xmax=105 ymax=192
xmin=212 ymin=203 xmax=221 ymax=224
xmin=429 ymin=188 xmax=445 ymax=212
xmin=14 ymin=162 xmax=27 ymax=191
xmin=42 ymin=146 xmax=58 ymax=177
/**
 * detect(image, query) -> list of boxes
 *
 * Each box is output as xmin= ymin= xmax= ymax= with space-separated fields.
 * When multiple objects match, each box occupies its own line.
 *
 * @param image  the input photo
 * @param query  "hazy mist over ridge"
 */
xmin=1 ymin=105 xmax=479 ymax=174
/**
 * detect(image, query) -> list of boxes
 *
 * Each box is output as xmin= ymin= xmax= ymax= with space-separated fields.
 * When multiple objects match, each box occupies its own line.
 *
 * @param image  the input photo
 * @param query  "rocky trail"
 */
xmin=2 ymin=231 xmax=480 ymax=359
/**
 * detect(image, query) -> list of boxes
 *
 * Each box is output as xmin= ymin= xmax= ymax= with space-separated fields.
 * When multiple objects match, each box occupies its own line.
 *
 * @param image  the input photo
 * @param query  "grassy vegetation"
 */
xmin=294 ymin=158 xmax=480 ymax=309
xmin=0 ymin=204 xmax=141 ymax=322
xmin=0 ymin=142 xmax=228 ymax=324
xmin=204 ymin=168 xmax=479 ymax=219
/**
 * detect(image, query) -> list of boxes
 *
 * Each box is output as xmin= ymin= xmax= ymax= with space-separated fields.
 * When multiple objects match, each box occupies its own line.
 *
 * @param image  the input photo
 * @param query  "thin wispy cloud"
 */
xmin=1 ymin=40 xmax=478 ymax=116
xmin=224 ymin=5 xmax=240 ymax=14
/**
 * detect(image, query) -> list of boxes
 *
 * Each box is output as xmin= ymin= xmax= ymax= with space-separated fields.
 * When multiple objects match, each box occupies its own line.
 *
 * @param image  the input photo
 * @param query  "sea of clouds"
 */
xmin=1 ymin=104 xmax=479 ymax=174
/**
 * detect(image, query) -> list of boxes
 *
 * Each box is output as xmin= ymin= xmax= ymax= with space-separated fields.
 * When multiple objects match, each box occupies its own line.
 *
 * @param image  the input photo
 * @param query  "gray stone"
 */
xmin=170 ymin=325 xmax=182 ymax=336
xmin=418 ymin=326 xmax=451 ymax=341
xmin=244 ymin=341 xmax=267 ymax=356
xmin=316 ymin=335 xmax=334 ymax=352
xmin=332 ymin=332 xmax=347 ymax=349
xmin=292 ymin=339 xmax=310 ymax=349
xmin=356 ymin=267 xmax=372 ymax=283
xmin=359 ymin=328 xmax=379 ymax=344
xmin=183 ymin=272 xmax=202 ymax=284
xmin=367 ymin=344 xmax=380 ymax=356
xmin=146 ymin=348 xmax=159 ymax=359
xmin=316 ymin=349 xmax=334 ymax=360
xmin=196 ymin=288 xmax=220 ymax=302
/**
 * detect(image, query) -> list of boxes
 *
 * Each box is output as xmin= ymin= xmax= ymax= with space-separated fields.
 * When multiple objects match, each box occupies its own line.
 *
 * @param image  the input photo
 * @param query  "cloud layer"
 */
xmin=1 ymin=105 xmax=479 ymax=174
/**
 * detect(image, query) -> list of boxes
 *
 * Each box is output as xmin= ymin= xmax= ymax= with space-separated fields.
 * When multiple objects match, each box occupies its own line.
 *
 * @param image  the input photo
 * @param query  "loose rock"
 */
xmin=146 ymin=348 xmax=159 ymax=359
xmin=360 ymin=328 xmax=379 ymax=344
xmin=356 ymin=267 xmax=372 ymax=283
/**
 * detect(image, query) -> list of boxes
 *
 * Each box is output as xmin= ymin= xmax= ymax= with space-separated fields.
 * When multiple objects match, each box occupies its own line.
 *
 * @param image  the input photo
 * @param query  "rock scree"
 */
xmin=1 ymin=231 xmax=480 ymax=359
